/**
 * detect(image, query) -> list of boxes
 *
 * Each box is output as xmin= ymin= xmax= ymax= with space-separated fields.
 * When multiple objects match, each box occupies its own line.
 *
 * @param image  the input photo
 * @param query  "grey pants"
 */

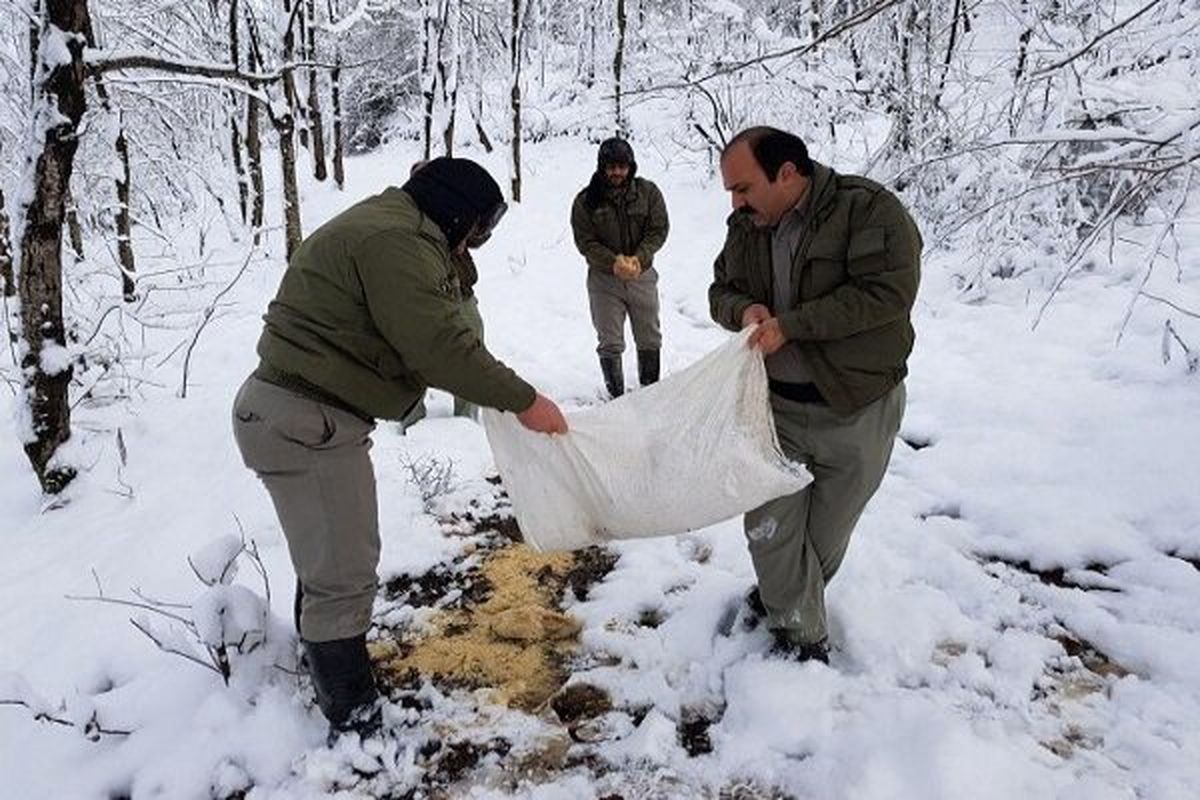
xmin=401 ymin=295 xmax=484 ymax=429
xmin=587 ymin=268 xmax=662 ymax=357
xmin=746 ymin=382 xmax=905 ymax=644
xmin=232 ymin=376 xmax=379 ymax=642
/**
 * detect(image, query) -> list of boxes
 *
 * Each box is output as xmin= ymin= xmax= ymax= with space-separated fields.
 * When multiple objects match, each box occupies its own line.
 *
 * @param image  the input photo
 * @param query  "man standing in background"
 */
xmin=571 ymin=137 xmax=670 ymax=398
xmin=710 ymin=127 xmax=921 ymax=663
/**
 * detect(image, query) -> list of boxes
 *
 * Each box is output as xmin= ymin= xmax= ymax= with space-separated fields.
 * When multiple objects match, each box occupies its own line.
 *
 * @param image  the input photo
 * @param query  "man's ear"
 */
xmin=778 ymin=161 xmax=797 ymax=182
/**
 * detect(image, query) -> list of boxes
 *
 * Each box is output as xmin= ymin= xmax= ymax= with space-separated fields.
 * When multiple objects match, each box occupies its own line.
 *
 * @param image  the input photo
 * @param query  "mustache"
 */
xmin=736 ymin=205 xmax=758 ymax=217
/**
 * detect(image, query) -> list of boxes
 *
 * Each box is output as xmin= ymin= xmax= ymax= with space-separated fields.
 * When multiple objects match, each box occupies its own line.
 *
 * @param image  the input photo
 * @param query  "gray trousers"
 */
xmin=232 ymin=376 xmax=379 ymax=642
xmin=746 ymin=383 xmax=905 ymax=644
xmin=587 ymin=268 xmax=662 ymax=357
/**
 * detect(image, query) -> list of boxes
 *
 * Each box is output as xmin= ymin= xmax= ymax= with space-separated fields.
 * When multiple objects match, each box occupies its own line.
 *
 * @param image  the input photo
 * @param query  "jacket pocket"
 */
xmin=846 ymin=227 xmax=889 ymax=276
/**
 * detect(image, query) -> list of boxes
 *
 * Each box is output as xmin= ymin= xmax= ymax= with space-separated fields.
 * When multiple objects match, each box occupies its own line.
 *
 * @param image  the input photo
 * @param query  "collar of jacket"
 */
xmin=725 ymin=161 xmax=836 ymax=233
xmin=604 ymin=176 xmax=643 ymax=205
xmin=390 ymin=187 xmax=454 ymax=251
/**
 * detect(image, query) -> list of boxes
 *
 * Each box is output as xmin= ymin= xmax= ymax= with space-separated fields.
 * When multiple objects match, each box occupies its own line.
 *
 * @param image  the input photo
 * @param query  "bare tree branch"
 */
xmin=1029 ymin=0 xmax=1164 ymax=79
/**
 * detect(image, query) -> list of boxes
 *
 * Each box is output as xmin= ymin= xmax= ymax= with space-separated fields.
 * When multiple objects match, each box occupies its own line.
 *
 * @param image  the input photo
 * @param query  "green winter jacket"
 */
xmin=255 ymin=187 xmax=534 ymax=420
xmin=571 ymin=176 xmax=669 ymax=274
xmin=709 ymin=162 xmax=922 ymax=415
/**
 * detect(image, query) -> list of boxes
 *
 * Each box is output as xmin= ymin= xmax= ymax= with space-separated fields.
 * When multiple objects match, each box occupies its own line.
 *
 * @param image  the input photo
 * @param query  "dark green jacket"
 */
xmin=571 ymin=176 xmax=669 ymax=274
xmin=710 ymin=162 xmax=921 ymax=415
xmin=256 ymin=188 xmax=534 ymax=420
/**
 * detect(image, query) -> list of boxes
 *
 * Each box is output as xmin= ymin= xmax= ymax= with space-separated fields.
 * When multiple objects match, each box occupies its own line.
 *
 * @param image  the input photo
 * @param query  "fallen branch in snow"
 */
xmin=1161 ymin=320 xmax=1200 ymax=373
xmin=0 ymin=699 xmax=131 ymax=739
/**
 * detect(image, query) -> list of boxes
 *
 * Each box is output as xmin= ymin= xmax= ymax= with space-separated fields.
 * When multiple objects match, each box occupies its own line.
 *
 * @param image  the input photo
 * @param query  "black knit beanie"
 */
xmin=402 ymin=158 xmax=505 ymax=249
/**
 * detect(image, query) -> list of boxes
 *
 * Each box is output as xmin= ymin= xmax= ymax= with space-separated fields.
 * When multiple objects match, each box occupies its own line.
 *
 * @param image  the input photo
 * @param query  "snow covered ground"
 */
xmin=2 ymin=137 xmax=1199 ymax=799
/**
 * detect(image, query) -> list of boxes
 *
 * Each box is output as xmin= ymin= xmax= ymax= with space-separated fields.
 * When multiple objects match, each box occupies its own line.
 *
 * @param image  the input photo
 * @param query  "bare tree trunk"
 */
xmin=277 ymin=114 xmax=303 ymax=260
xmin=613 ymin=0 xmax=626 ymax=133
xmin=468 ymin=9 xmax=492 ymax=153
xmin=331 ymin=59 xmax=345 ymax=188
xmin=82 ymin=15 xmax=135 ymax=298
xmin=114 ymin=126 xmax=136 ymax=301
xmin=1010 ymin=0 xmax=1035 ymax=135
xmin=18 ymin=0 xmax=91 ymax=495
xmin=443 ymin=53 xmax=459 ymax=156
xmin=277 ymin=0 xmax=304 ymax=258
xmin=890 ymin=4 xmax=918 ymax=154
xmin=421 ymin=0 xmax=438 ymax=160
xmin=933 ymin=0 xmax=962 ymax=112
xmin=439 ymin=0 xmax=459 ymax=156
xmin=305 ymin=0 xmax=327 ymax=180
xmin=230 ymin=111 xmax=248 ymax=222
xmin=586 ymin=0 xmax=596 ymax=87
xmin=228 ymin=0 xmax=249 ymax=222
xmin=510 ymin=0 xmax=523 ymax=202
xmin=28 ymin=3 xmax=39 ymax=99
xmin=294 ymin=2 xmax=309 ymax=151
xmin=0 ymin=187 xmax=13 ymax=298
xmin=326 ymin=0 xmax=345 ymax=189
xmin=245 ymin=42 xmax=266 ymax=236
xmin=282 ymin=0 xmax=303 ymax=147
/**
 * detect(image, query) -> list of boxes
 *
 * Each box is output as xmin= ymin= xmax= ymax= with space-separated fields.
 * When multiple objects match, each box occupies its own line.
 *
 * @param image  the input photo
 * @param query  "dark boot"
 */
xmin=600 ymin=355 xmax=624 ymax=399
xmin=302 ymin=634 xmax=380 ymax=733
xmin=769 ymin=631 xmax=830 ymax=665
xmin=637 ymin=349 xmax=660 ymax=386
xmin=293 ymin=579 xmax=305 ymax=636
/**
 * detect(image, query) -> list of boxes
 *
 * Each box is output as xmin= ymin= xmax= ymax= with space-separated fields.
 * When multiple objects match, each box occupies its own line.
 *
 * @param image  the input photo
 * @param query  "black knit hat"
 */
xmin=402 ymin=157 xmax=507 ymax=249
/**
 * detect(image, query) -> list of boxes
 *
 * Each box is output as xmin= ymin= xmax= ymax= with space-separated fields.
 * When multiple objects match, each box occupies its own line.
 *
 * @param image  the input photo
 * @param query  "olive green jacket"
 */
xmin=571 ymin=176 xmax=669 ymax=274
xmin=709 ymin=162 xmax=922 ymax=414
xmin=256 ymin=188 xmax=534 ymax=420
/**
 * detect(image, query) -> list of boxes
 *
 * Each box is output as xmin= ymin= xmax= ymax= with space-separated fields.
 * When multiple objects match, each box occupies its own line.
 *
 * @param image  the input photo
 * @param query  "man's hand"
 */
xmin=740 ymin=303 xmax=771 ymax=328
xmin=613 ymin=255 xmax=641 ymax=280
xmin=747 ymin=317 xmax=786 ymax=355
xmin=517 ymin=393 xmax=569 ymax=434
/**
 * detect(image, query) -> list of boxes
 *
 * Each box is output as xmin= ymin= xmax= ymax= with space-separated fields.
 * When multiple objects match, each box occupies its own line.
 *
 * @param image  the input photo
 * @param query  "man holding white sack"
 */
xmin=233 ymin=157 xmax=567 ymax=733
xmin=710 ymin=127 xmax=921 ymax=663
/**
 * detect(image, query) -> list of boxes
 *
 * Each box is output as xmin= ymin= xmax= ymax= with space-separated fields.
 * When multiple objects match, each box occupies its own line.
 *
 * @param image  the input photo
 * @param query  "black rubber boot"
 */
xmin=769 ymin=631 xmax=831 ymax=665
xmin=600 ymin=355 xmax=625 ymax=399
xmin=302 ymin=634 xmax=380 ymax=734
xmin=637 ymin=349 xmax=660 ymax=386
xmin=293 ymin=579 xmax=304 ymax=636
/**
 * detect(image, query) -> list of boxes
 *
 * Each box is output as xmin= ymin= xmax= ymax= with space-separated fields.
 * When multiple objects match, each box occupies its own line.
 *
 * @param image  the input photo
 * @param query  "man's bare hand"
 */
xmin=613 ymin=255 xmax=640 ymax=280
xmin=517 ymin=393 xmax=569 ymax=434
xmin=741 ymin=303 xmax=771 ymax=328
xmin=747 ymin=318 xmax=786 ymax=355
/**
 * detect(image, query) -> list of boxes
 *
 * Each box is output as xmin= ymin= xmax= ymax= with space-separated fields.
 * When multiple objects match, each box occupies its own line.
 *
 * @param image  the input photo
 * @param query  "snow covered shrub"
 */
xmin=399 ymin=452 xmax=458 ymax=513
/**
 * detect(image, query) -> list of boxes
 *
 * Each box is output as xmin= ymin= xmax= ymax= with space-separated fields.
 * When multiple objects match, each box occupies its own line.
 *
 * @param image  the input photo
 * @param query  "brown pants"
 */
xmin=745 ymin=383 xmax=905 ymax=644
xmin=587 ymin=268 xmax=662 ymax=357
xmin=232 ymin=376 xmax=379 ymax=642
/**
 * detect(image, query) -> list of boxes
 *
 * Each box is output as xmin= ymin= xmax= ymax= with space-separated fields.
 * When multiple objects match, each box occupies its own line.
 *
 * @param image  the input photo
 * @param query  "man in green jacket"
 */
xmin=571 ymin=137 xmax=670 ymax=398
xmin=232 ymin=157 xmax=567 ymax=732
xmin=710 ymin=127 xmax=921 ymax=664
xmin=400 ymin=159 xmax=487 ymax=428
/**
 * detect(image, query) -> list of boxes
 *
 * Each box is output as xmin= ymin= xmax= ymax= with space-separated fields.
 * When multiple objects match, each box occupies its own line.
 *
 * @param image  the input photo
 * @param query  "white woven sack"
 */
xmin=482 ymin=328 xmax=811 ymax=551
